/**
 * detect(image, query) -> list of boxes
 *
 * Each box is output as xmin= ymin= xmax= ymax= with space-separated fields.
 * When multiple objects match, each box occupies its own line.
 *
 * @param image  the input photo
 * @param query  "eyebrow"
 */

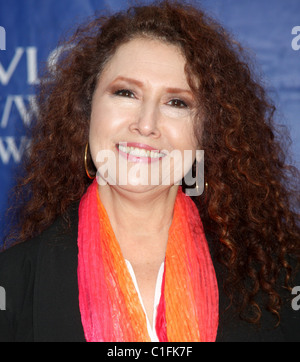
xmin=110 ymin=76 xmax=194 ymax=97
xmin=110 ymin=76 xmax=143 ymax=88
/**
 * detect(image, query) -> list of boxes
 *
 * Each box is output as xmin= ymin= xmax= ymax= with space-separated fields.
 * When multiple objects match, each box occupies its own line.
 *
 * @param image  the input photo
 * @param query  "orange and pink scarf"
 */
xmin=77 ymin=180 xmax=219 ymax=342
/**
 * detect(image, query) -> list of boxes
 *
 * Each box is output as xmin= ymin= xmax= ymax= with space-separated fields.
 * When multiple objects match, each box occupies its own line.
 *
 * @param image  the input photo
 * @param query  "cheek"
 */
xmin=88 ymin=100 xmax=137 ymax=178
xmin=163 ymin=122 xmax=197 ymax=183
xmin=89 ymin=102 xmax=128 ymax=144
xmin=89 ymin=102 xmax=112 ymax=168
xmin=165 ymin=119 xmax=197 ymax=151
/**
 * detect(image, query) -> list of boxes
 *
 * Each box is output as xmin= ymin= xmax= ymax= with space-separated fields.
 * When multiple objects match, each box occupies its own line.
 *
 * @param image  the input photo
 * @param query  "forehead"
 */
xmin=98 ymin=37 xmax=189 ymax=88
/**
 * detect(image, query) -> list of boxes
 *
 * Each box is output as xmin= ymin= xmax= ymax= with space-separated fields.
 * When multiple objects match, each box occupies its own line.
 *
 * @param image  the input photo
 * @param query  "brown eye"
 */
xmin=114 ymin=89 xmax=135 ymax=98
xmin=167 ymin=99 xmax=188 ymax=108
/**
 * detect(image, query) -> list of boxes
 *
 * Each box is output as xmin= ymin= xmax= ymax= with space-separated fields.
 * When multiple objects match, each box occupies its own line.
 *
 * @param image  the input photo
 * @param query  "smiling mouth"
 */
xmin=117 ymin=142 xmax=166 ymax=162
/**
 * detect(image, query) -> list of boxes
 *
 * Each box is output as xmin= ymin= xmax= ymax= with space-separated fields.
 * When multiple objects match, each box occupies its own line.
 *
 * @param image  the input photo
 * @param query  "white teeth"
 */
xmin=118 ymin=144 xmax=164 ymax=158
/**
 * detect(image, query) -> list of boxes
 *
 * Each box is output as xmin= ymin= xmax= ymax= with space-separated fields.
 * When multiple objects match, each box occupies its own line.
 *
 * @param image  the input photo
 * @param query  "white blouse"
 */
xmin=125 ymin=260 xmax=165 ymax=342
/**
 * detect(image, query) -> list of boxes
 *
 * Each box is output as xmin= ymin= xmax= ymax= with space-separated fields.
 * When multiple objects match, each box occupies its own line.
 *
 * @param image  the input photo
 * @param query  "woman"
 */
xmin=0 ymin=0 xmax=299 ymax=342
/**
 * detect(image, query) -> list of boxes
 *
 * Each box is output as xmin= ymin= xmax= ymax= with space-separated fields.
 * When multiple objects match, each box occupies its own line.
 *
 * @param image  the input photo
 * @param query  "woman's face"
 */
xmin=89 ymin=37 xmax=199 ymax=193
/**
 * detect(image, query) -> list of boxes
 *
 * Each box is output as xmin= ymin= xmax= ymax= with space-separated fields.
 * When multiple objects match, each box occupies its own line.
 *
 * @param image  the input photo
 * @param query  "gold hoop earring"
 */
xmin=84 ymin=143 xmax=95 ymax=180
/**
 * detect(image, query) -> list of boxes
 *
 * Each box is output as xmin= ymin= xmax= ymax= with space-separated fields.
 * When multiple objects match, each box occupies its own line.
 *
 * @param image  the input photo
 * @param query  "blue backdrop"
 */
xmin=0 ymin=0 xmax=299 ymax=245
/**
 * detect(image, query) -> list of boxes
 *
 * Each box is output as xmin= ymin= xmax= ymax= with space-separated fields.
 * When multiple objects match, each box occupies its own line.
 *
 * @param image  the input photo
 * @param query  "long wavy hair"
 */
xmin=4 ymin=0 xmax=300 ymax=325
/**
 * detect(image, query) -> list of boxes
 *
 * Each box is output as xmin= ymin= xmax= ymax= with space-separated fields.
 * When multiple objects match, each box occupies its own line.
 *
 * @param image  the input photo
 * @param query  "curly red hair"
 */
xmin=5 ymin=0 xmax=300 ymax=324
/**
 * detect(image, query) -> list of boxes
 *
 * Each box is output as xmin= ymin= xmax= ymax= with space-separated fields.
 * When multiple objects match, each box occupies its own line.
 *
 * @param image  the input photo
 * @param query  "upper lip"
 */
xmin=117 ymin=142 xmax=162 ymax=152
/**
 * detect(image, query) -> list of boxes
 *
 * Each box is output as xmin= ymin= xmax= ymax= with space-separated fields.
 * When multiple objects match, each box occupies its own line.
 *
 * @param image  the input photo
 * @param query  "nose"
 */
xmin=128 ymin=101 xmax=161 ymax=138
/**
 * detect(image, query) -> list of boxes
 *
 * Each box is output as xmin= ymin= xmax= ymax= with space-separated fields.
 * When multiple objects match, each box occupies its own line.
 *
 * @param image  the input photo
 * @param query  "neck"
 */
xmin=98 ymin=184 xmax=178 ymax=249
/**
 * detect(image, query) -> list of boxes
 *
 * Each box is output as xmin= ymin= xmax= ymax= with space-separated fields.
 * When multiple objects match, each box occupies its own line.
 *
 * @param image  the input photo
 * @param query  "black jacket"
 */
xmin=0 ymin=203 xmax=299 ymax=342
